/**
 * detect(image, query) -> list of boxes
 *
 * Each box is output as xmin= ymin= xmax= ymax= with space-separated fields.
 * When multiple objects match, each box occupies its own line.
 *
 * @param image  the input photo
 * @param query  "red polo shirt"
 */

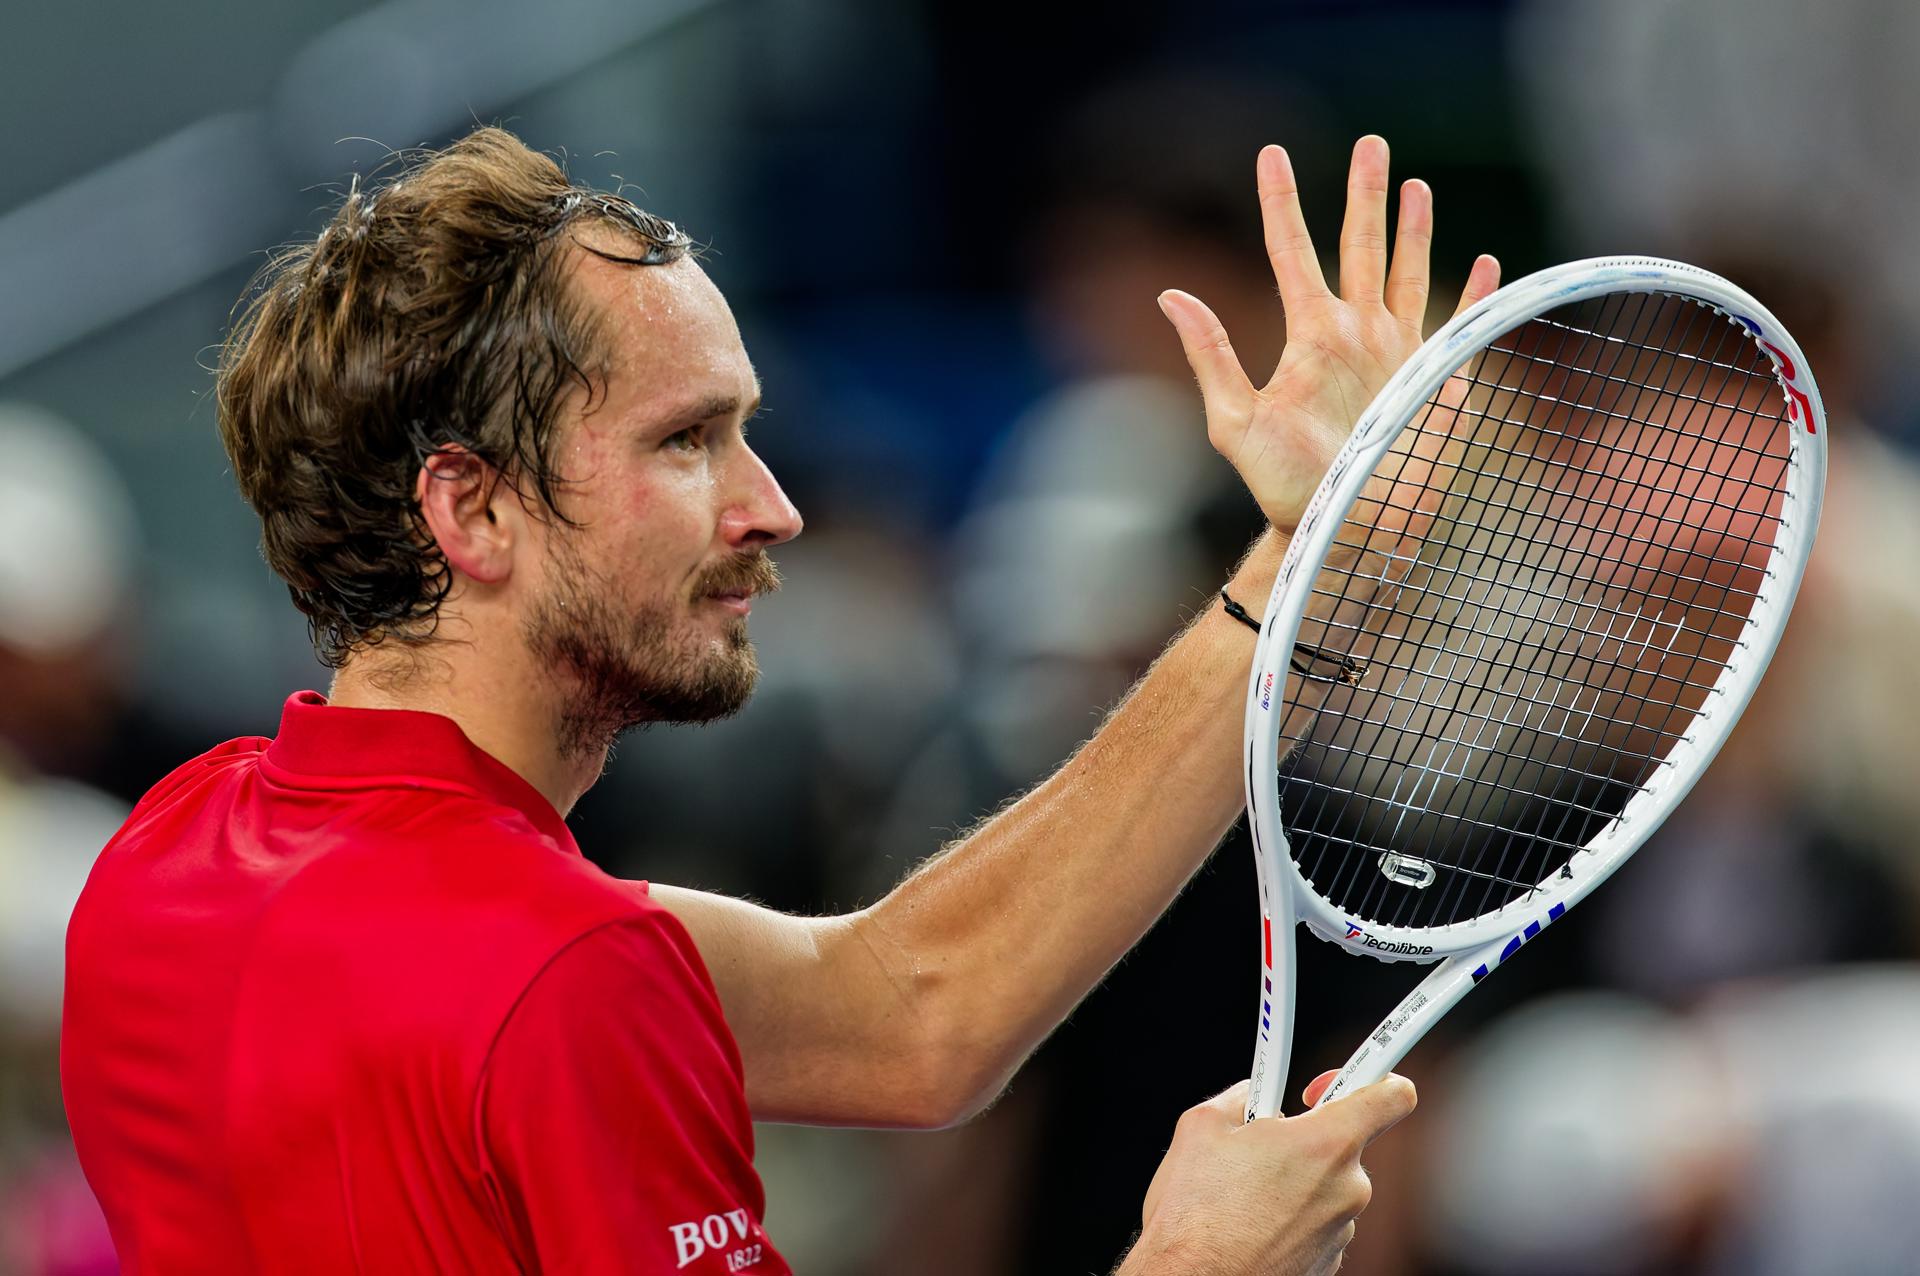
xmin=61 ymin=692 xmax=788 ymax=1275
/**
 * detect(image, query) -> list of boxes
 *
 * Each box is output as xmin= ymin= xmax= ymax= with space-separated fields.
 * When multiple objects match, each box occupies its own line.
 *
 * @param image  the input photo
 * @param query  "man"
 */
xmin=61 ymin=126 xmax=1496 ymax=1273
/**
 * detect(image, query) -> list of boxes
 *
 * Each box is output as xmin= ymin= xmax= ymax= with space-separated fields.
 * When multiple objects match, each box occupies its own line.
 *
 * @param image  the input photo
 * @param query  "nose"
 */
xmin=719 ymin=445 xmax=803 ymax=550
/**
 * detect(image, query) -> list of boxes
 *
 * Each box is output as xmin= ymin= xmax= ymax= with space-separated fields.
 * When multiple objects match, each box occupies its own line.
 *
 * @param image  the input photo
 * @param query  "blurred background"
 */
xmin=4 ymin=0 xmax=1920 ymax=1272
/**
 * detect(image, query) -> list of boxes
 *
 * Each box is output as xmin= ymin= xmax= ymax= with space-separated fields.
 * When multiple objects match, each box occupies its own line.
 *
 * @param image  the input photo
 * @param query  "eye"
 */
xmin=663 ymin=423 xmax=706 ymax=452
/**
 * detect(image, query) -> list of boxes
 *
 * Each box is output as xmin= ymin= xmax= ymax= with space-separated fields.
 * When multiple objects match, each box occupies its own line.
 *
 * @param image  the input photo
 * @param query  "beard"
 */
xmin=522 ymin=544 xmax=781 ymax=761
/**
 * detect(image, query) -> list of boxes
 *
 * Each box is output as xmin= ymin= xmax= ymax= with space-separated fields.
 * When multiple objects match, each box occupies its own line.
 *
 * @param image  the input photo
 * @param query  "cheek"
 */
xmin=606 ymin=465 xmax=720 ymax=587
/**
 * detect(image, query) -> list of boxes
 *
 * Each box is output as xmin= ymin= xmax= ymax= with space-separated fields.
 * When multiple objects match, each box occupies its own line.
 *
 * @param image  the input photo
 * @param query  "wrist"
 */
xmin=1116 ymin=1225 xmax=1231 ymax=1276
xmin=1224 ymin=527 xmax=1286 ymax=603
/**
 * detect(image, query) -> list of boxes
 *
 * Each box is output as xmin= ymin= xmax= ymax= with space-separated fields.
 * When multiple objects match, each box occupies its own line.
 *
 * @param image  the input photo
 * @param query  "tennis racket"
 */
xmin=1241 ymin=257 xmax=1826 ymax=1120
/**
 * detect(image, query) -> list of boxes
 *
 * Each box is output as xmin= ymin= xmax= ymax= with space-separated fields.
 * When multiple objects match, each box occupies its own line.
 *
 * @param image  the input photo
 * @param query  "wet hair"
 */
xmin=216 ymin=126 xmax=692 ymax=666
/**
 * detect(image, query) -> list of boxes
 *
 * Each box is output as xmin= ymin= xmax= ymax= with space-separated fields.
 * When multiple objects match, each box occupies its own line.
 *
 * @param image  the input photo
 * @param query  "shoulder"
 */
xmin=479 ymin=908 xmax=744 ymax=1122
xmin=115 ymin=734 xmax=269 ymax=831
xmin=490 ymin=908 xmax=732 ymax=1072
xmin=476 ymin=909 xmax=750 ymax=1171
xmin=377 ymin=796 xmax=658 ymax=950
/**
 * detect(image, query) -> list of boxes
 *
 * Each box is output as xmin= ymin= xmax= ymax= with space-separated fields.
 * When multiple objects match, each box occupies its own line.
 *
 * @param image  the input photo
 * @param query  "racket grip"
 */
xmin=1312 ymin=946 xmax=1489 ymax=1107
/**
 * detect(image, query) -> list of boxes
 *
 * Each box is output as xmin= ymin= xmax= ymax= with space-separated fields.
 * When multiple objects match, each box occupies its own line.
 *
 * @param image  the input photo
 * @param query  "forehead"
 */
xmin=566 ymin=238 xmax=755 ymax=416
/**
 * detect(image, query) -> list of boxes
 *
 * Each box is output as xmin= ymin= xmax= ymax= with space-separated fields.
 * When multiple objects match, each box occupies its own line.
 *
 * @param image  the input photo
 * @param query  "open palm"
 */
xmin=1159 ymin=136 xmax=1500 ymax=534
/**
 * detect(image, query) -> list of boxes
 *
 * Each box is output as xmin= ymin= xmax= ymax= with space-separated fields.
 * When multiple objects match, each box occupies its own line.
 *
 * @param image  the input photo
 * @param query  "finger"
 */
xmin=1198 ymin=1077 xmax=1254 ymax=1121
xmin=1383 ymin=178 xmax=1432 ymax=328
xmin=1301 ymin=1069 xmax=1340 ymax=1108
xmin=1258 ymin=144 xmax=1331 ymax=308
xmin=1158 ymin=289 xmax=1256 ymax=429
xmin=1451 ymin=253 xmax=1502 ymax=319
xmin=1339 ymin=135 xmax=1391 ymax=305
xmin=1323 ymin=1074 xmax=1418 ymax=1147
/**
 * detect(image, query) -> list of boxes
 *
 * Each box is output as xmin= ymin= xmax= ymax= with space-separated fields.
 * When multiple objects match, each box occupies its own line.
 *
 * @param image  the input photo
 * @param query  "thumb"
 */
xmin=1158 ymin=289 xmax=1256 ymax=439
xmin=1301 ymin=1069 xmax=1340 ymax=1108
xmin=1318 ymin=1073 xmax=1418 ymax=1147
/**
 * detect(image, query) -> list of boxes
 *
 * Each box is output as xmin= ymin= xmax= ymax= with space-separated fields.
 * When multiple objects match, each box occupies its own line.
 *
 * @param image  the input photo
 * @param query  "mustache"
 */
xmin=694 ymin=552 xmax=783 ymax=599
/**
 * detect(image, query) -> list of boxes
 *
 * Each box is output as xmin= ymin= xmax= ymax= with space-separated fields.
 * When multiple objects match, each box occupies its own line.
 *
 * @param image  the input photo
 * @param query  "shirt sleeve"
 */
xmin=476 ymin=915 xmax=788 ymax=1275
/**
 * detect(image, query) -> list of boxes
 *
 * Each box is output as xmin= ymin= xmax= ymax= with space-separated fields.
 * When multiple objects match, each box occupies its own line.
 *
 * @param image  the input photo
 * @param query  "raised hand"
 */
xmin=1159 ymin=136 xmax=1500 ymax=534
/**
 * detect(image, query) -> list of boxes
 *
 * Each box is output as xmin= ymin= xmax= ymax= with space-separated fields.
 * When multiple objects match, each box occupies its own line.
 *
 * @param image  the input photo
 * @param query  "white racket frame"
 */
xmin=1242 ymin=257 xmax=1827 ymax=1119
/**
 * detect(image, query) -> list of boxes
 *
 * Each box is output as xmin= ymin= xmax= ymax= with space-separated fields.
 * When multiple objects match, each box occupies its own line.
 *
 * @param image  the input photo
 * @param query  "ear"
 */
xmin=416 ymin=446 xmax=513 ymax=586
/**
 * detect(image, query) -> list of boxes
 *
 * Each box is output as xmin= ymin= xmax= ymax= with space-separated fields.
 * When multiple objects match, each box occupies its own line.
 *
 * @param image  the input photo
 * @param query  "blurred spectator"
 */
xmin=1409 ymin=13 xmax=1920 ymax=1273
xmin=0 ymin=405 xmax=135 ymax=784
xmin=1698 ymin=969 xmax=1920 ymax=1276
xmin=0 ymin=405 xmax=126 ymax=1274
xmin=1424 ymin=973 xmax=1920 ymax=1276
xmin=1513 ymin=0 xmax=1920 ymax=437
xmin=0 ymin=402 xmax=210 ymax=812
xmin=1588 ymin=258 xmax=1920 ymax=999
xmin=1423 ymin=993 xmax=1728 ymax=1276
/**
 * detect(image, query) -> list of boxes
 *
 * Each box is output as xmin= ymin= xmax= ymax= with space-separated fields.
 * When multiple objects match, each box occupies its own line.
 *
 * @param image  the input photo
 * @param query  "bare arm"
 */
xmin=656 ymin=137 xmax=1498 ymax=1128
xmin=653 ymin=533 xmax=1280 ymax=1127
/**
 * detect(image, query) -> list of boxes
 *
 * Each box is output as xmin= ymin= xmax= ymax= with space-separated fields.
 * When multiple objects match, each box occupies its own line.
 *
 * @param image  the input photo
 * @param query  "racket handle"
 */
xmin=1311 ymin=944 xmax=1491 ymax=1107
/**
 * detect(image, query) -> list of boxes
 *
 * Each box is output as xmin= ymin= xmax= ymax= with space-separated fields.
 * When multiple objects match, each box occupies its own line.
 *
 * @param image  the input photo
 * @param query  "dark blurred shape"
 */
xmin=1026 ymin=73 xmax=1339 ymax=386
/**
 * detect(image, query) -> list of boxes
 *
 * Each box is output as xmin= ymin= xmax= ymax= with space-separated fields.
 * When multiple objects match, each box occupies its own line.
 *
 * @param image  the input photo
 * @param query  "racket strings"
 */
xmin=1387 ymin=294 xmax=1766 ymax=925
xmin=1300 ymin=289 xmax=1684 ymax=919
xmin=1278 ymin=291 xmax=1792 ymax=929
xmin=1382 ymin=295 xmax=1772 ymax=924
xmin=1460 ymin=301 xmax=1782 ymax=922
xmin=1319 ymin=412 xmax=1788 ymax=541
xmin=1305 ymin=593 xmax=1741 ymax=681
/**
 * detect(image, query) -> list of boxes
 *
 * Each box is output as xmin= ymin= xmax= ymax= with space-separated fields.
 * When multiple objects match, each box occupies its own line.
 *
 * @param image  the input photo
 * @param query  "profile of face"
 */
xmin=512 ymin=242 xmax=803 ymax=756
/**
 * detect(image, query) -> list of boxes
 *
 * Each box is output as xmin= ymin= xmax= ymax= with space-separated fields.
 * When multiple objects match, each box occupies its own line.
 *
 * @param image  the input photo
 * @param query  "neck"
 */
xmin=326 ymin=631 xmax=605 ymax=817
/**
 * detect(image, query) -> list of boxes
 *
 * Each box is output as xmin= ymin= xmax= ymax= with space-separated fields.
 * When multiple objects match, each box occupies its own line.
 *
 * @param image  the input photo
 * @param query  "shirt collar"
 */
xmin=263 ymin=691 xmax=578 ymax=852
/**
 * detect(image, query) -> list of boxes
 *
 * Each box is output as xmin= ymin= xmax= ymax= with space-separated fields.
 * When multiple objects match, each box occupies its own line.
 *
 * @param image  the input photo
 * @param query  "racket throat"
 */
xmin=1316 ymin=947 xmax=1485 ymax=1108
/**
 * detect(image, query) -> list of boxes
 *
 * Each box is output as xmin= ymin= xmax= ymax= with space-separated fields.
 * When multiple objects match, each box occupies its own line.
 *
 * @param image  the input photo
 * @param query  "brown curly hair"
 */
xmin=216 ymin=126 xmax=692 ymax=667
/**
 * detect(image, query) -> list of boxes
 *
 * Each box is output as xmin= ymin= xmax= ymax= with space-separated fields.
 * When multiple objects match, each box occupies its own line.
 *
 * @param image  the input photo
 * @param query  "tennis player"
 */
xmin=61 ymin=126 xmax=1495 ymax=1274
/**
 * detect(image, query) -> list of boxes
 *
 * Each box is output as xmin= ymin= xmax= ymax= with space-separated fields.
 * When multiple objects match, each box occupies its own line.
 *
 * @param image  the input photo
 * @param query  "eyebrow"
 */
xmin=653 ymin=382 xmax=764 ymax=431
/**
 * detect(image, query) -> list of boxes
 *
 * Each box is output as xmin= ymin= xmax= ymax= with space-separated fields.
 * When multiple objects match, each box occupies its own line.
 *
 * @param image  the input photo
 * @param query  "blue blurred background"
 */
xmin=6 ymin=1 xmax=1920 ymax=1272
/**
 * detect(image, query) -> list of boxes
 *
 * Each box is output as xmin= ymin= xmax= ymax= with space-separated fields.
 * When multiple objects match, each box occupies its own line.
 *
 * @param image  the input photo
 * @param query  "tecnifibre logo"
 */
xmin=1344 ymin=921 xmax=1433 ymax=955
xmin=1361 ymin=934 xmax=1434 ymax=956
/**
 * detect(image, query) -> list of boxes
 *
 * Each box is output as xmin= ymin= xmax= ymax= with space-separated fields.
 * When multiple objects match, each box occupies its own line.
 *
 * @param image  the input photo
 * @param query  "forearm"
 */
xmin=674 ymin=528 xmax=1366 ymax=1128
xmin=853 ymin=530 xmax=1288 ymax=1119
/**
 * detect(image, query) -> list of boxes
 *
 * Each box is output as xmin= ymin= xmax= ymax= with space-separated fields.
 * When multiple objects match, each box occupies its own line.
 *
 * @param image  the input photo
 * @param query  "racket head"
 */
xmin=1241 ymin=259 xmax=1825 ymax=1112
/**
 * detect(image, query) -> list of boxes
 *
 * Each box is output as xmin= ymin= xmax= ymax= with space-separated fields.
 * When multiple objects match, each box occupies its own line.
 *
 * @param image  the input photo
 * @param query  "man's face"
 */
xmin=518 ymin=244 xmax=802 ymax=756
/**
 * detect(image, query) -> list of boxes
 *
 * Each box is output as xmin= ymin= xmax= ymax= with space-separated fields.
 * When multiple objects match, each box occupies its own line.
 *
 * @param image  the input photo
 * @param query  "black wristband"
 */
xmin=1220 ymin=587 xmax=1370 ymax=685
xmin=1218 ymin=587 xmax=1262 ymax=633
